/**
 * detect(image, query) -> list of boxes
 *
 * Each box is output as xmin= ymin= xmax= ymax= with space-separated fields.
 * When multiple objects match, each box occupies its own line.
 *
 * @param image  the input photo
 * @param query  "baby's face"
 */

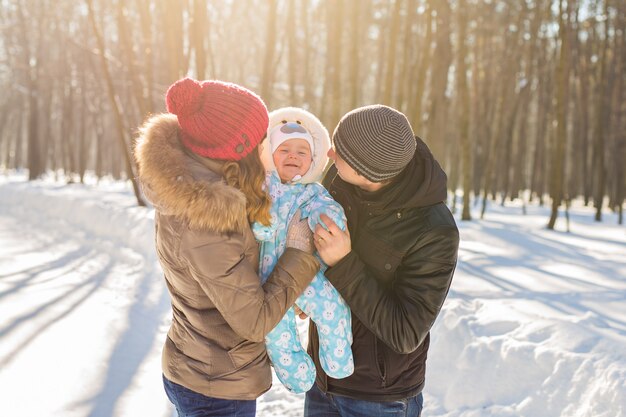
xmin=273 ymin=138 xmax=312 ymax=182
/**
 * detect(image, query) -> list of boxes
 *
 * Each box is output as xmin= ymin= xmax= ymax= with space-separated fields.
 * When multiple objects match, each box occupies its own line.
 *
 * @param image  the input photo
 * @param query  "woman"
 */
xmin=134 ymin=77 xmax=319 ymax=416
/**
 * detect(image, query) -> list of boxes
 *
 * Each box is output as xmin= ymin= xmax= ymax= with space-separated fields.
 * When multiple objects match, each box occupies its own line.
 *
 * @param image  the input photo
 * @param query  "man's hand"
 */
xmin=314 ymin=214 xmax=351 ymax=267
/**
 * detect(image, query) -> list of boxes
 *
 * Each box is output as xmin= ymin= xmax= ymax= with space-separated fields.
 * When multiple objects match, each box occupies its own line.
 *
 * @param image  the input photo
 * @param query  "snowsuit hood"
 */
xmin=260 ymin=107 xmax=331 ymax=184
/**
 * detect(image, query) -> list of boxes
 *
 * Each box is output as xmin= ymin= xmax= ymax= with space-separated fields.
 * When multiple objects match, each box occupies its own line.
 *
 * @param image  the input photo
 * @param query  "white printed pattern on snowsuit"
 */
xmin=253 ymin=172 xmax=354 ymax=393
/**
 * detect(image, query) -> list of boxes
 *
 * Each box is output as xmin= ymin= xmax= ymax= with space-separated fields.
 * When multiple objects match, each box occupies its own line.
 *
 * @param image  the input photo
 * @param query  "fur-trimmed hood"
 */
xmin=260 ymin=107 xmax=330 ymax=184
xmin=134 ymin=113 xmax=248 ymax=234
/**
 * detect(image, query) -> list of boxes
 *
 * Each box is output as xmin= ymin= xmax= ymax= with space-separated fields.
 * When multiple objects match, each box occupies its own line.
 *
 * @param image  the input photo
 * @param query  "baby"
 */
xmin=253 ymin=107 xmax=354 ymax=394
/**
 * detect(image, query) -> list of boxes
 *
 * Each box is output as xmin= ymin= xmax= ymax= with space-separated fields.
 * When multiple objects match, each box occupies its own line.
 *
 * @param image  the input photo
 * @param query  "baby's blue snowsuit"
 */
xmin=253 ymin=172 xmax=354 ymax=394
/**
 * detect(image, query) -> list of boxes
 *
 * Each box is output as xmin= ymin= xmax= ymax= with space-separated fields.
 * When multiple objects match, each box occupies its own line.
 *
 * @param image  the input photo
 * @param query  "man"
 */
xmin=306 ymin=104 xmax=459 ymax=417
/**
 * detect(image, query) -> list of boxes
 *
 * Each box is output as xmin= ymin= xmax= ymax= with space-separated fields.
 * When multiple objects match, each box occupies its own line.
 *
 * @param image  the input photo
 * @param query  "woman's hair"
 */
xmin=223 ymin=145 xmax=272 ymax=226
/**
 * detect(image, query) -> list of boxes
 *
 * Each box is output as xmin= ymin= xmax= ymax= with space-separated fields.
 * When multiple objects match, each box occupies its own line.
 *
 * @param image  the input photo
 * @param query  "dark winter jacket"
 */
xmin=134 ymin=114 xmax=319 ymax=400
xmin=308 ymin=136 xmax=459 ymax=401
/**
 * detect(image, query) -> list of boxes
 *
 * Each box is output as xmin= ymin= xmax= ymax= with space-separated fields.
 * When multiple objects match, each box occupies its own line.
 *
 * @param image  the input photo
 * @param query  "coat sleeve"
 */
xmin=180 ymin=229 xmax=319 ymax=342
xmin=325 ymin=225 xmax=459 ymax=354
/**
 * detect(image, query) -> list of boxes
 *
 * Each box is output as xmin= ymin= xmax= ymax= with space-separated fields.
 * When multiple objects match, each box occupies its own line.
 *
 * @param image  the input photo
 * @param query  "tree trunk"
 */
xmin=61 ymin=82 xmax=75 ymax=177
xmin=0 ymin=104 xmax=10 ymax=167
xmin=301 ymin=0 xmax=313 ymax=107
xmin=548 ymin=0 xmax=571 ymax=230
xmin=457 ymin=0 xmax=471 ymax=221
xmin=86 ymin=0 xmax=146 ymax=206
xmin=480 ymin=29 xmax=519 ymax=218
xmin=191 ymin=0 xmax=208 ymax=80
xmin=608 ymin=9 xmax=624 ymax=220
xmin=260 ymin=0 xmax=278 ymax=107
xmin=614 ymin=8 xmax=626 ymax=225
xmin=117 ymin=1 xmax=150 ymax=119
xmin=136 ymin=0 xmax=155 ymax=112
xmin=381 ymin=0 xmax=402 ymax=106
xmin=396 ymin=0 xmax=417 ymax=112
xmin=426 ymin=0 xmax=452 ymax=162
xmin=409 ymin=5 xmax=432 ymax=135
xmin=16 ymin=2 xmax=44 ymax=180
xmin=592 ymin=0 xmax=611 ymax=221
xmin=286 ymin=0 xmax=297 ymax=103
xmin=322 ymin=0 xmax=343 ymax=130
xmin=348 ymin=0 xmax=362 ymax=110
xmin=511 ymin=1 xmax=542 ymax=203
xmin=159 ymin=0 xmax=186 ymax=82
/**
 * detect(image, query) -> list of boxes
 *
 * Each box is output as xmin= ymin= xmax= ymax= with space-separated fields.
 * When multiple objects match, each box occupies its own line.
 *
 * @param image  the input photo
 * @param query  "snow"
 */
xmin=1 ymin=172 xmax=625 ymax=417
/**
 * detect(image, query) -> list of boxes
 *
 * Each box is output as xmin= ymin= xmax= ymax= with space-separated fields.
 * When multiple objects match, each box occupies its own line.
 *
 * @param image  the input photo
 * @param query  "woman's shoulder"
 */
xmin=136 ymin=114 xmax=248 ymax=234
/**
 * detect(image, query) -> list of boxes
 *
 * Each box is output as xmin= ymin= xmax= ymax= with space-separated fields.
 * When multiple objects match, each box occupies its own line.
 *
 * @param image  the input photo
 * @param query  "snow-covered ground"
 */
xmin=0 ymin=172 xmax=624 ymax=417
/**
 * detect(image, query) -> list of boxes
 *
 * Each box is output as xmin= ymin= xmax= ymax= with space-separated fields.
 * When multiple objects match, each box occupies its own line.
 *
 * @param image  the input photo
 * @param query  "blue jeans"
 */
xmin=163 ymin=375 xmax=256 ymax=417
xmin=304 ymin=384 xmax=423 ymax=417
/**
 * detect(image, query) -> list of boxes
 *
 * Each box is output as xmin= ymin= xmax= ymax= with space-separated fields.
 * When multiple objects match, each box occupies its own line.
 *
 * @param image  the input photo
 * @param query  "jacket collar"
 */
xmin=134 ymin=114 xmax=248 ymax=234
xmin=328 ymin=136 xmax=447 ymax=214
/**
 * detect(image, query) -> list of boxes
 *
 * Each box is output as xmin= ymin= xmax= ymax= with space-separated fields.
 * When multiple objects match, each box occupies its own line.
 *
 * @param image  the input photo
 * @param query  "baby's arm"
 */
xmin=305 ymin=183 xmax=347 ymax=233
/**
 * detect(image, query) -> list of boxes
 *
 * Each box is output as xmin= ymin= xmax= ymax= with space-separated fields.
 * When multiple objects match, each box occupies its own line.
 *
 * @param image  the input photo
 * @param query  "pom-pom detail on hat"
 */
xmin=166 ymin=78 xmax=204 ymax=117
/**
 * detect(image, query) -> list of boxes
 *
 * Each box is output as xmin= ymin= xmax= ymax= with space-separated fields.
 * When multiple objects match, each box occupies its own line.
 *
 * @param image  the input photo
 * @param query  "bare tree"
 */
xmin=191 ymin=0 xmax=208 ymax=80
xmin=457 ymin=0 xmax=471 ymax=221
xmin=592 ymin=0 xmax=611 ymax=221
xmin=548 ymin=0 xmax=571 ymax=230
xmin=409 ymin=6 xmax=432 ymax=135
xmin=86 ymin=0 xmax=145 ymax=206
xmin=426 ymin=0 xmax=452 ymax=162
xmin=16 ymin=1 xmax=46 ymax=179
xmin=381 ymin=0 xmax=402 ymax=106
xmin=260 ymin=0 xmax=278 ymax=107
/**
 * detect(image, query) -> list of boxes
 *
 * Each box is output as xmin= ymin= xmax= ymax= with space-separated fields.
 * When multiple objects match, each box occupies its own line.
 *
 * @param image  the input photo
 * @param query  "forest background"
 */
xmin=0 ymin=0 xmax=624 ymax=227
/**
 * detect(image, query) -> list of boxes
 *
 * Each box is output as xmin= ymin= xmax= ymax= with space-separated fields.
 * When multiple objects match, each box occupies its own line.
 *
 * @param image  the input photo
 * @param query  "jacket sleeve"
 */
xmin=325 ymin=225 xmax=459 ymax=354
xmin=180 ymin=230 xmax=319 ymax=342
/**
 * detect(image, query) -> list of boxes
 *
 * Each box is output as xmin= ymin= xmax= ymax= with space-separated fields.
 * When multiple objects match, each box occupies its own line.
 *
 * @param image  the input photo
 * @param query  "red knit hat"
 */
xmin=165 ymin=78 xmax=269 ymax=161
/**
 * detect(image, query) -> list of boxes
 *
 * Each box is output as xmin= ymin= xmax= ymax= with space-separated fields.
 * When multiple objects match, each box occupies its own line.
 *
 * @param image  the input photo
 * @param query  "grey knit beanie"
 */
xmin=332 ymin=104 xmax=417 ymax=182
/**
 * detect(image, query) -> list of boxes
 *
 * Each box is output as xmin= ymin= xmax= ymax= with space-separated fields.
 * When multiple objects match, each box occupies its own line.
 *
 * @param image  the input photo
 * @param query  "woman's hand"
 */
xmin=286 ymin=210 xmax=315 ymax=254
xmin=314 ymin=214 xmax=351 ymax=267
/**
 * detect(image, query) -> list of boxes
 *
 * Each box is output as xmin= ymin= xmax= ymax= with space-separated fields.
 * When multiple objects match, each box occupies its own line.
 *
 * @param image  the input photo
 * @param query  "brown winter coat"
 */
xmin=134 ymin=114 xmax=319 ymax=400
